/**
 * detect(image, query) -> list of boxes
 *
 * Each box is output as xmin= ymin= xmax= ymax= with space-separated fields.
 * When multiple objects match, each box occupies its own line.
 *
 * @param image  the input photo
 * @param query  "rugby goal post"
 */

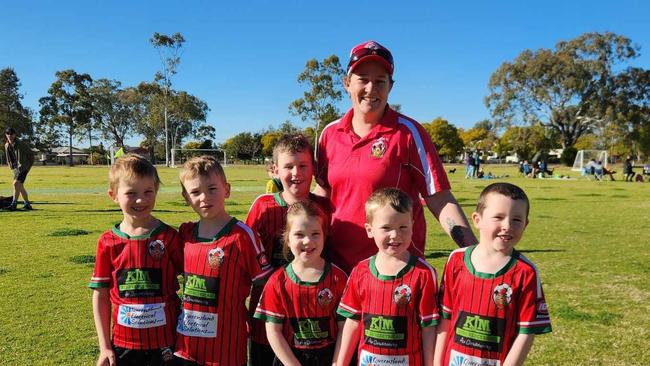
xmin=571 ymin=150 xmax=608 ymax=172
xmin=171 ymin=148 xmax=227 ymax=167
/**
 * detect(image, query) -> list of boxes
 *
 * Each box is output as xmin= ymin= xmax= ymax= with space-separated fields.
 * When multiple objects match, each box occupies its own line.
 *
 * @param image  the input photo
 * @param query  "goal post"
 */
xmin=571 ymin=150 xmax=608 ymax=172
xmin=171 ymin=148 xmax=227 ymax=167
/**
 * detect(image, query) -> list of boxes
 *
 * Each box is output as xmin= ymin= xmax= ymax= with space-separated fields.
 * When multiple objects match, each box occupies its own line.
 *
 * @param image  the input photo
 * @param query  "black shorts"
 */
xmin=12 ymin=168 xmax=29 ymax=183
xmin=272 ymin=343 xmax=335 ymax=366
xmin=250 ymin=341 xmax=275 ymax=366
xmin=113 ymin=345 xmax=174 ymax=366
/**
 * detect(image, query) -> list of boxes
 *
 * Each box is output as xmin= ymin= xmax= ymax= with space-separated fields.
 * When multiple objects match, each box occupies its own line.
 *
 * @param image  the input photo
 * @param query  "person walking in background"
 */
xmin=624 ymin=156 xmax=635 ymax=181
xmin=4 ymin=127 xmax=34 ymax=210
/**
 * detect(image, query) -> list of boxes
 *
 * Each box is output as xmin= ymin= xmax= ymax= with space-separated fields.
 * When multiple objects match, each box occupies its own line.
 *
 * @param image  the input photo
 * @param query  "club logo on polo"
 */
xmin=493 ymin=283 xmax=512 ymax=309
xmin=317 ymin=288 xmax=334 ymax=309
xmin=208 ymin=247 xmax=225 ymax=269
xmin=148 ymin=240 xmax=165 ymax=260
xmin=371 ymin=138 xmax=387 ymax=158
xmin=393 ymin=284 xmax=411 ymax=306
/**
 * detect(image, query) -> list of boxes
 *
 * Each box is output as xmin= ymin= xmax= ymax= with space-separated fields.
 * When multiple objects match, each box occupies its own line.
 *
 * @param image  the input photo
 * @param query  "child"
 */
xmin=434 ymin=183 xmax=552 ymax=366
xmin=246 ymin=134 xmax=331 ymax=363
xmin=254 ymin=201 xmax=347 ymax=366
xmin=174 ymin=156 xmax=273 ymax=366
xmin=89 ymin=154 xmax=183 ymax=366
xmin=265 ymin=160 xmax=283 ymax=194
xmin=334 ymin=188 xmax=439 ymax=366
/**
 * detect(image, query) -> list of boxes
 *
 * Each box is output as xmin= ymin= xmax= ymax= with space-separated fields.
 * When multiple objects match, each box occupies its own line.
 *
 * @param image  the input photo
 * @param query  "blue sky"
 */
xmin=2 ymin=0 xmax=649 ymax=146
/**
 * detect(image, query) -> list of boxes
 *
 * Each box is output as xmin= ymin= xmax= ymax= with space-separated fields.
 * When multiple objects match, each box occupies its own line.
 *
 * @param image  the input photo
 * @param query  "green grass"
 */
xmin=1 ymin=164 xmax=649 ymax=365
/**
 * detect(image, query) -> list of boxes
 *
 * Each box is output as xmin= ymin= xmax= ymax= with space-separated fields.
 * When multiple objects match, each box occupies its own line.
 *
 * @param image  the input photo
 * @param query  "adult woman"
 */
xmin=315 ymin=40 xmax=476 ymax=272
xmin=4 ymin=127 xmax=34 ymax=210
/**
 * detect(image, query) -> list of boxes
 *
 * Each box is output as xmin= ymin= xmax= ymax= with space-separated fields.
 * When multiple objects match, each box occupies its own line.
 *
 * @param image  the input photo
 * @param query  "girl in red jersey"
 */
xmin=254 ymin=201 xmax=347 ymax=366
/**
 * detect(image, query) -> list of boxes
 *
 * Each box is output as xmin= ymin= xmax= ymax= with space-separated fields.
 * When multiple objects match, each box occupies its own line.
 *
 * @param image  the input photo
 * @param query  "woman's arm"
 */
xmin=424 ymin=190 xmax=477 ymax=248
xmin=266 ymin=322 xmax=301 ymax=366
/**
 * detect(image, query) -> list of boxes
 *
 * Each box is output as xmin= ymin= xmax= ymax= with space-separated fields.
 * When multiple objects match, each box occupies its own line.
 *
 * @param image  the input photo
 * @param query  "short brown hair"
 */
xmin=108 ymin=154 xmax=160 ymax=193
xmin=365 ymin=188 xmax=413 ymax=223
xmin=179 ymin=155 xmax=226 ymax=194
xmin=476 ymin=182 xmax=530 ymax=218
xmin=272 ymin=134 xmax=314 ymax=164
xmin=282 ymin=201 xmax=328 ymax=261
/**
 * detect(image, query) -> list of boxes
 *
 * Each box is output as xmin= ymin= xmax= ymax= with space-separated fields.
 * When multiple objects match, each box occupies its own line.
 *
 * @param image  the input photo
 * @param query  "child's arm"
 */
xmin=433 ymin=318 xmax=450 ymax=366
xmin=331 ymin=320 xmax=345 ymax=366
xmin=333 ymin=318 xmax=360 ymax=366
xmin=422 ymin=326 xmax=437 ymax=366
xmin=92 ymin=288 xmax=115 ymax=366
xmin=503 ymin=333 xmax=535 ymax=366
xmin=265 ymin=322 xmax=301 ymax=366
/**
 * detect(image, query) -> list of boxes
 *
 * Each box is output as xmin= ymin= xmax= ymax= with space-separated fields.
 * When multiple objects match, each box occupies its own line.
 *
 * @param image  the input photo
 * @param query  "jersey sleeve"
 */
xmin=253 ymin=270 xmax=285 ymax=324
xmin=89 ymin=234 xmax=112 ymax=289
xmin=166 ymin=227 xmax=184 ymax=276
xmin=406 ymin=121 xmax=451 ymax=197
xmin=517 ymin=267 xmax=552 ymax=335
xmin=336 ymin=266 xmax=361 ymax=320
xmin=417 ymin=260 xmax=439 ymax=327
xmin=439 ymin=252 xmax=458 ymax=320
xmin=236 ymin=222 xmax=273 ymax=285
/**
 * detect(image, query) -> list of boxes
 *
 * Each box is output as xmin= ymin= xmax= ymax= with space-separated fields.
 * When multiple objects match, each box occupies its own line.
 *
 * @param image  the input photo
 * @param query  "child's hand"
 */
xmin=96 ymin=348 xmax=116 ymax=366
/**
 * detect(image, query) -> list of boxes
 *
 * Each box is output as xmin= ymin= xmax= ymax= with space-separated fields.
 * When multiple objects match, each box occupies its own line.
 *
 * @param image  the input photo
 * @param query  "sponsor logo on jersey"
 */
xmin=359 ymin=350 xmax=408 ymax=366
xmin=148 ymin=240 xmax=165 ymax=260
xmin=454 ymin=311 xmax=505 ymax=352
xmin=183 ymin=273 xmax=219 ymax=306
xmin=370 ymin=137 xmax=387 ymax=158
xmin=450 ymin=349 xmax=499 ymax=366
xmin=317 ymin=288 xmax=334 ymax=309
xmin=207 ymin=247 xmax=225 ymax=269
xmin=117 ymin=268 xmax=162 ymax=298
xmin=177 ymin=309 xmax=217 ymax=338
xmin=117 ymin=303 xmax=166 ymax=329
xmin=492 ymin=283 xmax=512 ymax=309
xmin=393 ymin=284 xmax=411 ymax=306
xmin=363 ymin=314 xmax=407 ymax=348
xmin=289 ymin=317 xmax=330 ymax=347
xmin=536 ymin=301 xmax=549 ymax=318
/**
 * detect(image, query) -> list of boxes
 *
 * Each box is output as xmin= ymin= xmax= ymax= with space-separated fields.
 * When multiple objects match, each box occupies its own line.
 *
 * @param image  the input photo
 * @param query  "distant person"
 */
xmin=624 ymin=156 xmax=635 ymax=181
xmin=435 ymin=183 xmax=552 ymax=366
xmin=89 ymin=154 xmax=183 ymax=366
xmin=3 ymin=127 xmax=34 ymax=210
xmin=174 ymin=156 xmax=273 ymax=365
xmin=315 ymin=40 xmax=476 ymax=273
xmin=264 ymin=160 xmax=283 ymax=194
xmin=635 ymin=174 xmax=644 ymax=182
xmin=465 ymin=152 xmax=475 ymax=179
xmin=472 ymin=149 xmax=481 ymax=178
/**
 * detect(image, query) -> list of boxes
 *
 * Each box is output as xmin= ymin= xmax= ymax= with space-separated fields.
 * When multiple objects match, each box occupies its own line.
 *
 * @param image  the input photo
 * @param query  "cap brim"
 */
xmin=348 ymin=55 xmax=393 ymax=76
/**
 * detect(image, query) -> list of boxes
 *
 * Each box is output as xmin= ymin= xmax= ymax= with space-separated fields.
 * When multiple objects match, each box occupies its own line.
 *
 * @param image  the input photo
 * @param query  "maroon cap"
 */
xmin=347 ymin=40 xmax=394 ymax=76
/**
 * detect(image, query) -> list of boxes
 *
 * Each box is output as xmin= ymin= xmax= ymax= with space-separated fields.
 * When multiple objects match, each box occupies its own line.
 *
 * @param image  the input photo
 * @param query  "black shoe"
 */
xmin=23 ymin=203 xmax=33 ymax=210
xmin=4 ymin=202 xmax=17 ymax=211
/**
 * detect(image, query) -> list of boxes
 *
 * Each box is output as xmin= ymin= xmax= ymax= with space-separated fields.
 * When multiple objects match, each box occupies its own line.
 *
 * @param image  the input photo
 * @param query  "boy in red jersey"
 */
xmin=174 ymin=156 xmax=272 ymax=366
xmin=334 ymin=188 xmax=439 ymax=366
xmin=254 ymin=201 xmax=347 ymax=366
xmin=246 ymin=134 xmax=330 ymax=364
xmin=89 ymin=154 xmax=183 ymax=366
xmin=434 ymin=183 xmax=552 ymax=366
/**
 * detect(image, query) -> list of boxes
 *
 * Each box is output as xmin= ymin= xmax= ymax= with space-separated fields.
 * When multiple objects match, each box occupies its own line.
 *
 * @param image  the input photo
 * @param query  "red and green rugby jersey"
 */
xmin=336 ymin=255 xmax=439 ymax=366
xmin=254 ymin=262 xmax=347 ymax=350
xmin=88 ymin=222 xmax=183 ymax=349
xmin=246 ymin=192 xmax=331 ymax=345
xmin=439 ymin=246 xmax=552 ymax=366
xmin=174 ymin=219 xmax=272 ymax=366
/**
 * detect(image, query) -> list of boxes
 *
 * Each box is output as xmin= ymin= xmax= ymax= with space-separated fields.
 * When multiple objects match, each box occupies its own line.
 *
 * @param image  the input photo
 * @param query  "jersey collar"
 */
xmin=463 ymin=245 xmax=519 ymax=279
xmin=112 ymin=221 xmax=166 ymax=239
xmin=193 ymin=217 xmax=238 ymax=243
xmin=369 ymin=254 xmax=417 ymax=280
xmin=285 ymin=262 xmax=331 ymax=286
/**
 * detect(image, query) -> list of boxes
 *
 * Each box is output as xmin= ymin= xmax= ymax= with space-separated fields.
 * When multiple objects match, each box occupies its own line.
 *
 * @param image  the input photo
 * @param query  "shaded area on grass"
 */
xmin=69 ymin=255 xmax=95 ymax=265
xmin=48 ymin=229 xmax=90 ymax=237
xmin=0 ymin=267 xmax=8 ymax=276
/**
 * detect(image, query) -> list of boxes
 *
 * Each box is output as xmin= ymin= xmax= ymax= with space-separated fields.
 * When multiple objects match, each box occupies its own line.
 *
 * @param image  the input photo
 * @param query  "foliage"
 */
xmin=88 ymin=79 xmax=135 ymax=148
xmin=458 ymin=120 xmax=499 ymax=151
xmin=486 ymin=32 xmax=649 ymax=151
xmin=421 ymin=117 xmax=464 ymax=160
xmin=497 ymin=124 xmax=556 ymax=160
xmin=223 ymin=132 xmax=262 ymax=161
xmin=560 ymin=146 xmax=577 ymax=166
xmin=289 ymin=55 xmax=345 ymax=142
xmin=38 ymin=69 xmax=93 ymax=166
xmin=0 ymin=68 xmax=33 ymax=138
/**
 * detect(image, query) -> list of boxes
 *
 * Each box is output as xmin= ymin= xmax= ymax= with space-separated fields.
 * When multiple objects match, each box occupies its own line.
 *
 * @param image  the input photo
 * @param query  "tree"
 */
xmin=150 ymin=32 xmax=185 ymax=166
xmin=88 ymin=79 xmax=135 ymax=148
xmin=486 ymin=32 xmax=647 ymax=150
xmin=289 ymin=55 xmax=345 ymax=144
xmin=38 ymin=70 xmax=93 ymax=166
xmin=421 ymin=117 xmax=464 ymax=161
xmin=0 ymin=68 xmax=33 ymax=138
xmin=458 ymin=120 xmax=498 ymax=151
xmin=497 ymin=124 xmax=556 ymax=160
xmin=223 ymin=132 xmax=262 ymax=162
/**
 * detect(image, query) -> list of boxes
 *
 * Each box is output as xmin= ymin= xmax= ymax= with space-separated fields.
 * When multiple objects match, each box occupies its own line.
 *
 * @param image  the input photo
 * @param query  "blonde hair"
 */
xmin=108 ymin=154 xmax=160 ymax=193
xmin=179 ymin=155 xmax=226 ymax=195
xmin=272 ymin=134 xmax=314 ymax=164
xmin=365 ymin=188 xmax=413 ymax=223
xmin=282 ymin=201 xmax=327 ymax=261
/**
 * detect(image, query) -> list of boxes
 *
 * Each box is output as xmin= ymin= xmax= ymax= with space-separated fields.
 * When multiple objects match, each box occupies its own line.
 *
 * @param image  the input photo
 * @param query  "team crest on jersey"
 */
xmin=208 ymin=247 xmax=225 ymax=269
xmin=393 ymin=284 xmax=411 ymax=306
xmin=317 ymin=288 xmax=334 ymax=309
xmin=493 ymin=283 xmax=513 ymax=309
xmin=148 ymin=240 xmax=165 ymax=260
xmin=370 ymin=137 xmax=387 ymax=158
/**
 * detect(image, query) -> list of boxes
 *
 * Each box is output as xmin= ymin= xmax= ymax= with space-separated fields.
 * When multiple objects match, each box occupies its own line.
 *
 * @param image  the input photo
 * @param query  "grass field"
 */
xmin=0 ymin=164 xmax=648 ymax=365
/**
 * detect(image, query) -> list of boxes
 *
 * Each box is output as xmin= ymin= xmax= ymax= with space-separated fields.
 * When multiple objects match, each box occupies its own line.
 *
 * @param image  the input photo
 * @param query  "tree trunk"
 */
xmin=68 ymin=127 xmax=73 ymax=167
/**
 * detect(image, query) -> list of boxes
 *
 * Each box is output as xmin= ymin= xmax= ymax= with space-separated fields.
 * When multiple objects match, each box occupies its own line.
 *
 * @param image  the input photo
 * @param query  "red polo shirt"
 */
xmin=316 ymin=107 xmax=450 ymax=272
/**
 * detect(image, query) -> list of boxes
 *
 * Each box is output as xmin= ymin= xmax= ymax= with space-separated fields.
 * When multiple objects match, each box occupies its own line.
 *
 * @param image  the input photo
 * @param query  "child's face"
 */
xmin=182 ymin=172 xmax=231 ymax=220
xmin=472 ymin=193 xmax=529 ymax=252
xmin=287 ymin=215 xmax=324 ymax=264
xmin=274 ymin=151 xmax=313 ymax=199
xmin=365 ymin=204 xmax=413 ymax=258
xmin=109 ymin=176 xmax=157 ymax=221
